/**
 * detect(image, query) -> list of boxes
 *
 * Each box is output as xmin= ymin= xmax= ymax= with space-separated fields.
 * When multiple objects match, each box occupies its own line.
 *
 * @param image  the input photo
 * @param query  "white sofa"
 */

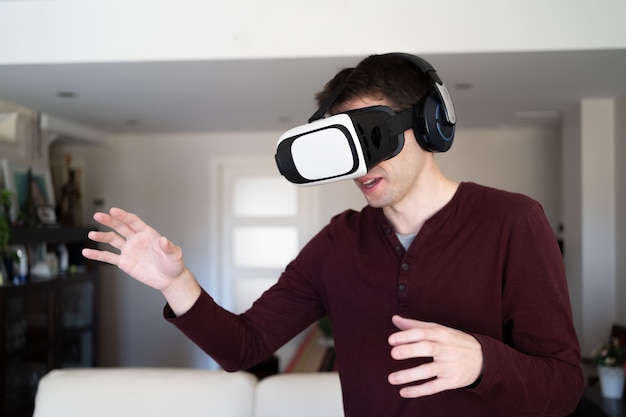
xmin=32 ymin=368 xmax=344 ymax=417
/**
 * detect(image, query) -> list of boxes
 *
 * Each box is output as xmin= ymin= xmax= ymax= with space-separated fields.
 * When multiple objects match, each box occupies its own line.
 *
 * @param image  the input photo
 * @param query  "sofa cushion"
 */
xmin=254 ymin=372 xmax=343 ymax=417
xmin=33 ymin=368 xmax=257 ymax=417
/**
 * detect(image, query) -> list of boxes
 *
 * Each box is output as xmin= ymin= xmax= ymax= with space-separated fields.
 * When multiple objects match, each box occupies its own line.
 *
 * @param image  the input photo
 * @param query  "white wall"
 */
xmin=50 ymin=124 xmax=561 ymax=368
xmin=438 ymin=126 xmax=562 ymax=228
xmin=562 ymin=98 xmax=622 ymax=355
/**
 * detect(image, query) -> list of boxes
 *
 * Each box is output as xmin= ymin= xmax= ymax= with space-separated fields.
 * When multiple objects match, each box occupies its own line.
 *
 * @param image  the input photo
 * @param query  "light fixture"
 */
xmin=453 ymin=83 xmax=473 ymax=90
xmin=56 ymin=91 xmax=77 ymax=98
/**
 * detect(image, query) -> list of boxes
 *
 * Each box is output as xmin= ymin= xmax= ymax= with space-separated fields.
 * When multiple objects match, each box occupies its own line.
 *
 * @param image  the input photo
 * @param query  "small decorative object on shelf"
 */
xmin=58 ymin=154 xmax=82 ymax=226
xmin=592 ymin=337 xmax=626 ymax=399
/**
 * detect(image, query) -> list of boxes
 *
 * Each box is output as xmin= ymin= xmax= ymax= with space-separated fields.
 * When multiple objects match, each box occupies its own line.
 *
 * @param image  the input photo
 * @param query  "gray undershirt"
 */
xmin=396 ymin=232 xmax=417 ymax=250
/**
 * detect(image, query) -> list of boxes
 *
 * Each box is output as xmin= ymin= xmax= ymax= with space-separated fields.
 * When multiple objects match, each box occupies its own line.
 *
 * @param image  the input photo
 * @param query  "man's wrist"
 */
xmin=162 ymin=268 xmax=202 ymax=317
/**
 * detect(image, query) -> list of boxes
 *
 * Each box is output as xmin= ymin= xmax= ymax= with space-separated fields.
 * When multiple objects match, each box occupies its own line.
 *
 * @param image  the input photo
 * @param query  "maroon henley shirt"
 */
xmin=165 ymin=182 xmax=583 ymax=416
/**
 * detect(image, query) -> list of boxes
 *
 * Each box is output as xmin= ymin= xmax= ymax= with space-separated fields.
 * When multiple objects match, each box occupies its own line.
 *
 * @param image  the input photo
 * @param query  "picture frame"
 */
xmin=1 ymin=158 xmax=56 ymax=223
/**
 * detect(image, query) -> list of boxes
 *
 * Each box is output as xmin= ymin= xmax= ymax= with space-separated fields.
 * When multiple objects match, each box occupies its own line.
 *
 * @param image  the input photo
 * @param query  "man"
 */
xmin=83 ymin=53 xmax=583 ymax=416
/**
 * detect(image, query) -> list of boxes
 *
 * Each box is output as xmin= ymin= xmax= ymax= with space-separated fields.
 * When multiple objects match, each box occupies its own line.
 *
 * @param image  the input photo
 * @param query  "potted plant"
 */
xmin=592 ymin=337 xmax=626 ymax=399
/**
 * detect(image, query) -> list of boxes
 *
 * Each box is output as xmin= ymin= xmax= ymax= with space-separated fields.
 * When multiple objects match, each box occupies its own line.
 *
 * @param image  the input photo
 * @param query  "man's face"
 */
xmin=334 ymin=96 xmax=428 ymax=209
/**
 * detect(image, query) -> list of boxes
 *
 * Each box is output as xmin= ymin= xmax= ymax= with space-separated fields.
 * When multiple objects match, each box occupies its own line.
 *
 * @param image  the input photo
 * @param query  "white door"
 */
xmin=209 ymin=156 xmax=321 ymax=368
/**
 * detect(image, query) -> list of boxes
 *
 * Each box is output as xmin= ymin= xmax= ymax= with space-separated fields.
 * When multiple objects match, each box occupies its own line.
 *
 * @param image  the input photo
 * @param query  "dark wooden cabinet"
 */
xmin=0 ymin=227 xmax=99 ymax=417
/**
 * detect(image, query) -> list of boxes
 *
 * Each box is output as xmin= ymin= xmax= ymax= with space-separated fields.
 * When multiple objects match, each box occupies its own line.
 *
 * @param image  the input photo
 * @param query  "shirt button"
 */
xmin=395 ymin=245 xmax=403 ymax=252
xmin=401 ymin=263 xmax=409 ymax=271
xmin=398 ymin=284 xmax=407 ymax=292
xmin=385 ymin=227 xmax=393 ymax=235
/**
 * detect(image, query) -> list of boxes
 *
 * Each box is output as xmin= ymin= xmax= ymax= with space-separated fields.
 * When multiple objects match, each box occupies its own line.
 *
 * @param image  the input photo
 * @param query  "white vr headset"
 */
xmin=274 ymin=53 xmax=456 ymax=186
xmin=275 ymin=106 xmax=411 ymax=186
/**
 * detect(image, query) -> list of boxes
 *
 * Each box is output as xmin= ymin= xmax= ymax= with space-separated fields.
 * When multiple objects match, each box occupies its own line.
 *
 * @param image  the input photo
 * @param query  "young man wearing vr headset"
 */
xmin=83 ymin=53 xmax=583 ymax=416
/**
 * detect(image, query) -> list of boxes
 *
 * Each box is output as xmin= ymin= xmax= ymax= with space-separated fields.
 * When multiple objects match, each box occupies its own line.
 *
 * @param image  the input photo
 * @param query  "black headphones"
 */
xmin=310 ymin=52 xmax=456 ymax=153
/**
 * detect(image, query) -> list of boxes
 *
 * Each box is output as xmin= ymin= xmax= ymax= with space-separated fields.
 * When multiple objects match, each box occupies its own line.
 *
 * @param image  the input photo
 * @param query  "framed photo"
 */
xmin=1 ymin=158 xmax=56 ymax=223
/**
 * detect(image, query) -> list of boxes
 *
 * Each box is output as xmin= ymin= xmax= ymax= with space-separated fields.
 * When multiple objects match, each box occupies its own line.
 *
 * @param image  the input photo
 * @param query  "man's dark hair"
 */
xmin=315 ymin=54 xmax=433 ymax=115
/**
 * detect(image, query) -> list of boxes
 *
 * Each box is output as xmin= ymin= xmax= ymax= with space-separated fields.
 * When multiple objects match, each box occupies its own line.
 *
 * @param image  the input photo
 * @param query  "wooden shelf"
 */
xmin=9 ymin=226 xmax=92 ymax=245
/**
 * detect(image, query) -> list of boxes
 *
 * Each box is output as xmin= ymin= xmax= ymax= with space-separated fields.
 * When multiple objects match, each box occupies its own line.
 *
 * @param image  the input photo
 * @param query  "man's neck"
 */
xmin=383 ymin=174 xmax=459 ymax=236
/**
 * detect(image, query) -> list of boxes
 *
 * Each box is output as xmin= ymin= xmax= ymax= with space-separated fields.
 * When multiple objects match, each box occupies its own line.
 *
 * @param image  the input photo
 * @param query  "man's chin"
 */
xmin=363 ymin=196 xmax=385 ymax=209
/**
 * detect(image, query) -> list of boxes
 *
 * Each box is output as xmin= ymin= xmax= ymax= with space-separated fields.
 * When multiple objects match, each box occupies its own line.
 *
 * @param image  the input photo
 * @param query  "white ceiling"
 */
xmin=0 ymin=49 xmax=625 ymax=134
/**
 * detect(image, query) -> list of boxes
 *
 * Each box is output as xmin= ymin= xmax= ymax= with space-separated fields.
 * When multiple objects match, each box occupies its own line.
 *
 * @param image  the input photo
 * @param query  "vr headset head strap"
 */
xmin=308 ymin=80 xmax=347 ymax=123
xmin=386 ymin=108 xmax=413 ymax=137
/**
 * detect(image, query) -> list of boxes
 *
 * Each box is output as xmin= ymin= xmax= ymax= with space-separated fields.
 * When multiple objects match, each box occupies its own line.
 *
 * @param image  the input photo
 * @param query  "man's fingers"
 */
xmin=388 ymin=361 xmax=437 ymax=386
xmin=389 ymin=315 xmax=441 ymax=346
xmin=92 ymin=208 xmax=141 ymax=240
xmin=391 ymin=314 xmax=422 ymax=331
xmin=390 ymin=340 xmax=436 ymax=360
xmin=82 ymin=248 xmax=119 ymax=265
xmin=87 ymin=230 xmax=125 ymax=250
xmin=109 ymin=207 xmax=152 ymax=234
xmin=397 ymin=377 xmax=449 ymax=398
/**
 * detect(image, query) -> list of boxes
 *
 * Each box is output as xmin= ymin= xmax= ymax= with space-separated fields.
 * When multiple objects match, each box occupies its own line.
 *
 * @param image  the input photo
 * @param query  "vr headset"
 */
xmin=275 ymin=106 xmax=410 ymax=186
xmin=275 ymin=53 xmax=456 ymax=186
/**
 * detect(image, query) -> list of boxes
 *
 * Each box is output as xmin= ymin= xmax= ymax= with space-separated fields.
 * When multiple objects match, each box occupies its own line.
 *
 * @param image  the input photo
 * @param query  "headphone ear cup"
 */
xmin=413 ymin=92 xmax=455 ymax=152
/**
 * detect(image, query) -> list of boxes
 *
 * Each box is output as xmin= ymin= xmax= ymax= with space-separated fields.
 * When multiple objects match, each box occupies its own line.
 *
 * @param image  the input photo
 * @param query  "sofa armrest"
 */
xmin=254 ymin=372 xmax=343 ymax=417
xmin=33 ymin=368 xmax=257 ymax=417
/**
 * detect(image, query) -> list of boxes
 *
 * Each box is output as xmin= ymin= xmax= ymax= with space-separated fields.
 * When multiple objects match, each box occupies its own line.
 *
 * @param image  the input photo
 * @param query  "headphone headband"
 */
xmin=383 ymin=53 xmax=456 ymax=125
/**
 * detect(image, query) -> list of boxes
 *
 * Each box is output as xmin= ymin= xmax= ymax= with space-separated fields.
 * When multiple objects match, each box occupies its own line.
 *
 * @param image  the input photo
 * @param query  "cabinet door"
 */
xmin=58 ymin=275 xmax=97 ymax=367
xmin=2 ymin=282 xmax=52 ymax=416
